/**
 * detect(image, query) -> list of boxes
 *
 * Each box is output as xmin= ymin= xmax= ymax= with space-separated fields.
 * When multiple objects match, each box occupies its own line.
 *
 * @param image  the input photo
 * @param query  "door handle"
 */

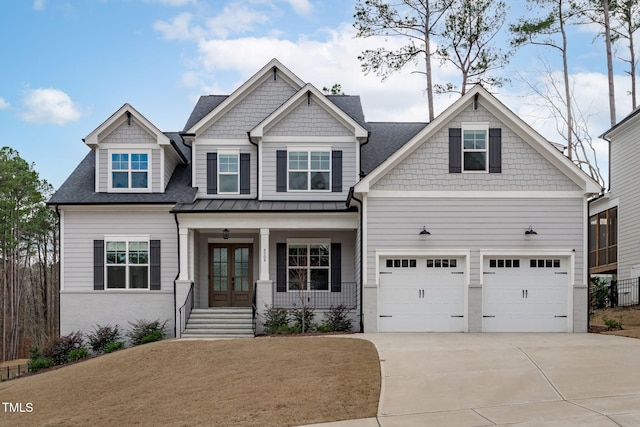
xmin=522 ymin=289 xmax=525 ymax=299
xmin=525 ymin=289 xmax=528 ymax=298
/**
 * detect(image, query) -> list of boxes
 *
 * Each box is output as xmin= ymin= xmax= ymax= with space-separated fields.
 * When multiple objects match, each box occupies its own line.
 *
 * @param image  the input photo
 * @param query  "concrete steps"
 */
xmin=181 ymin=307 xmax=254 ymax=339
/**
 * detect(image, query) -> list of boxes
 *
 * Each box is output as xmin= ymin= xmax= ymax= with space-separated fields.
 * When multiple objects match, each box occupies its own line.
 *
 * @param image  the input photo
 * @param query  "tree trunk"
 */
xmin=603 ymin=0 xmax=616 ymax=125
xmin=425 ymin=1 xmax=435 ymax=121
xmin=560 ymin=0 xmax=573 ymax=160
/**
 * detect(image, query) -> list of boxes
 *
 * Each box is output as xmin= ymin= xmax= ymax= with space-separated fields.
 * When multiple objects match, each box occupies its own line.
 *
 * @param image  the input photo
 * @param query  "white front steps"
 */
xmin=181 ymin=307 xmax=254 ymax=339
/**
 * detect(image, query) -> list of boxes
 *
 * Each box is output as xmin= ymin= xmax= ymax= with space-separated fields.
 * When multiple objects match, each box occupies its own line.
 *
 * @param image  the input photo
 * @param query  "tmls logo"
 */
xmin=2 ymin=402 xmax=34 ymax=413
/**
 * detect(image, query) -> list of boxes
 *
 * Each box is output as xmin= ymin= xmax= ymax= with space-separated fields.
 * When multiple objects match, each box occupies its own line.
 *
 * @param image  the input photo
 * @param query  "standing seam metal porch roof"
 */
xmin=172 ymin=199 xmax=356 ymax=213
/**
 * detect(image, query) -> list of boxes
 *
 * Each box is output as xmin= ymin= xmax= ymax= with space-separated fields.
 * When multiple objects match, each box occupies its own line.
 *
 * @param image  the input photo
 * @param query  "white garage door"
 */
xmin=379 ymin=256 xmax=466 ymax=332
xmin=482 ymin=257 xmax=570 ymax=332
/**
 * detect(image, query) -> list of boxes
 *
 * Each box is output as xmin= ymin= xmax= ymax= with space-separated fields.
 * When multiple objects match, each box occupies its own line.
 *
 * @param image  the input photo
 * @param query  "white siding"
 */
xmin=265 ymin=98 xmax=352 ymax=136
xmin=372 ymin=102 xmax=580 ymax=192
xmin=164 ymin=147 xmax=181 ymax=191
xmin=102 ymin=120 xmax=156 ymax=145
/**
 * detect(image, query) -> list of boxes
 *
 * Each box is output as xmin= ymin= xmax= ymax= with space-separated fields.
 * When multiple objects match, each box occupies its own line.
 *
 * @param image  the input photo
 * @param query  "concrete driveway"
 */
xmin=303 ymin=333 xmax=640 ymax=427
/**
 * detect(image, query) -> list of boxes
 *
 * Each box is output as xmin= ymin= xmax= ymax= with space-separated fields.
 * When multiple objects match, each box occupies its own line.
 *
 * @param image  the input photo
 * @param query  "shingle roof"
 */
xmin=173 ymin=199 xmax=354 ymax=213
xmin=182 ymin=95 xmax=229 ymax=132
xmin=361 ymin=122 xmax=427 ymax=175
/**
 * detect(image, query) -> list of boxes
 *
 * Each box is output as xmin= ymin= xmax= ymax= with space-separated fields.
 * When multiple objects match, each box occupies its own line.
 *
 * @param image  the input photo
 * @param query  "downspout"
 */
xmin=173 ymin=212 xmax=181 ymax=338
xmin=248 ymin=131 xmax=259 ymax=198
xmin=347 ymin=188 xmax=365 ymax=333
xmin=359 ymin=131 xmax=370 ymax=178
xmin=55 ymin=204 xmax=61 ymax=336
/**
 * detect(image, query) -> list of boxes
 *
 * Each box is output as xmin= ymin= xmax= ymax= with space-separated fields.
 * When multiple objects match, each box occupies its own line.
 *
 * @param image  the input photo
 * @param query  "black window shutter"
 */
xmin=332 ymin=150 xmax=342 ymax=193
xmin=276 ymin=150 xmax=287 ymax=192
xmin=207 ymin=153 xmax=217 ymax=194
xmin=150 ymin=240 xmax=161 ymax=290
xmin=331 ymin=243 xmax=342 ymax=292
xmin=276 ymin=243 xmax=287 ymax=292
xmin=240 ymin=153 xmax=250 ymax=194
xmin=489 ymin=128 xmax=502 ymax=173
xmin=94 ymin=240 xmax=104 ymax=291
xmin=449 ymin=128 xmax=462 ymax=173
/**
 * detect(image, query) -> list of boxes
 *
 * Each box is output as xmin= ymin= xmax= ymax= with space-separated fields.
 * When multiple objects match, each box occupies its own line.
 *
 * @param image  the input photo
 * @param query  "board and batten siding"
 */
xmin=364 ymin=197 xmax=587 ymax=332
xmin=261 ymin=140 xmax=357 ymax=201
xmin=200 ymin=76 xmax=297 ymax=139
xmin=193 ymin=143 xmax=257 ymax=199
xmin=371 ymin=102 xmax=581 ymax=192
xmin=609 ymin=126 xmax=640 ymax=279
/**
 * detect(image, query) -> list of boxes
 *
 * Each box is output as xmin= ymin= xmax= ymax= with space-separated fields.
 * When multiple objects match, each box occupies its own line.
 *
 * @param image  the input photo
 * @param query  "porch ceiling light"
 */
xmin=525 ymin=226 xmax=537 ymax=236
xmin=223 ymin=228 xmax=229 ymax=240
xmin=419 ymin=226 xmax=430 ymax=236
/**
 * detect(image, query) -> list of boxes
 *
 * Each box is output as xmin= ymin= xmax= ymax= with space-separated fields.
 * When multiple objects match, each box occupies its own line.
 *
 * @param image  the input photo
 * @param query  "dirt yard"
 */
xmin=590 ymin=306 xmax=640 ymax=338
xmin=0 ymin=337 xmax=380 ymax=427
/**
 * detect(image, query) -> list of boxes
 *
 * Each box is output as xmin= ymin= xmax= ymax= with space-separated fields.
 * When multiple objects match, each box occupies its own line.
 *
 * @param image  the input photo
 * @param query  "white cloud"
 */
xmin=205 ymin=4 xmax=270 ymax=39
xmin=33 ymin=0 xmax=45 ymax=10
xmin=285 ymin=0 xmax=313 ymax=16
xmin=21 ymin=88 xmax=83 ymax=125
xmin=154 ymin=12 xmax=202 ymax=40
xmin=0 ymin=97 xmax=9 ymax=110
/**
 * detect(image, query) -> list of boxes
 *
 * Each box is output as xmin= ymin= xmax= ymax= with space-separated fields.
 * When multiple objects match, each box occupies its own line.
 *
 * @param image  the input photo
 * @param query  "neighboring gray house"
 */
xmin=591 ymin=109 xmax=640 ymax=295
xmin=49 ymin=59 xmax=600 ymax=337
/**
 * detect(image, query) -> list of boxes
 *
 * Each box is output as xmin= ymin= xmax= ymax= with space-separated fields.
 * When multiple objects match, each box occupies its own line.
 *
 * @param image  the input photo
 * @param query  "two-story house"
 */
xmin=49 ymin=59 xmax=600 ymax=337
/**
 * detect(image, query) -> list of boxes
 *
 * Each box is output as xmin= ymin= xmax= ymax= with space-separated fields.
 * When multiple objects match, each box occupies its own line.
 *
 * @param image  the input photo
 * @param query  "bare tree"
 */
xmin=611 ymin=0 xmax=640 ymax=110
xmin=354 ymin=0 xmax=455 ymax=121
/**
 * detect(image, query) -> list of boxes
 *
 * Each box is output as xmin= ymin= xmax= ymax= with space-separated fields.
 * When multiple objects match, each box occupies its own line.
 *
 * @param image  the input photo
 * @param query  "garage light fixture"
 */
xmin=419 ymin=226 xmax=430 ymax=236
xmin=524 ymin=226 xmax=537 ymax=236
xmin=223 ymin=228 xmax=230 ymax=240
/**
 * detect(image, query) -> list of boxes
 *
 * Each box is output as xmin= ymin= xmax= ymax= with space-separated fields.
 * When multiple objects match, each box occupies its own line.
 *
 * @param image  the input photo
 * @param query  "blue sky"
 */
xmin=0 ymin=0 xmax=631 ymax=189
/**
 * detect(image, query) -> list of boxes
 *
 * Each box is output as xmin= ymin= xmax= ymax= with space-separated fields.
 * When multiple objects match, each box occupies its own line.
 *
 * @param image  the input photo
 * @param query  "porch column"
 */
xmin=178 ymin=227 xmax=189 ymax=281
xmin=259 ymin=228 xmax=270 ymax=281
xmin=256 ymin=228 xmax=272 ymax=334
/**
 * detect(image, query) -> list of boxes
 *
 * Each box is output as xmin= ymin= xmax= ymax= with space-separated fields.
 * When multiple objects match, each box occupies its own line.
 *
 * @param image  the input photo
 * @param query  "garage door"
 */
xmin=482 ymin=257 xmax=569 ymax=332
xmin=379 ymin=256 xmax=466 ymax=332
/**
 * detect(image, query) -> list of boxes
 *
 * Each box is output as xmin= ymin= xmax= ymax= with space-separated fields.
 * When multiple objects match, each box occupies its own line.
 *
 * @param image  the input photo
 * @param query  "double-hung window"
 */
xmin=288 ymin=149 xmax=331 ymax=191
xmin=218 ymin=151 xmax=239 ymax=194
xmin=287 ymin=243 xmax=330 ymax=291
xmin=462 ymin=124 xmax=488 ymax=172
xmin=110 ymin=151 xmax=150 ymax=190
xmin=106 ymin=239 xmax=149 ymax=289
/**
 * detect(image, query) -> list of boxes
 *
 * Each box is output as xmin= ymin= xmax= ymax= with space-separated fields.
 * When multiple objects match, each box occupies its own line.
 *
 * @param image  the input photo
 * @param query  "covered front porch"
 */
xmin=173 ymin=201 xmax=360 ymax=337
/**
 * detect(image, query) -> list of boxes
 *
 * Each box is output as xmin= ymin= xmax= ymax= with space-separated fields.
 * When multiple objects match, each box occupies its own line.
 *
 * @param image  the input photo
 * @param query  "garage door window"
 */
xmin=385 ymin=259 xmax=417 ymax=268
xmin=426 ymin=259 xmax=457 ymax=268
xmin=288 ymin=244 xmax=330 ymax=291
xmin=489 ymin=259 xmax=520 ymax=268
xmin=530 ymin=259 xmax=561 ymax=268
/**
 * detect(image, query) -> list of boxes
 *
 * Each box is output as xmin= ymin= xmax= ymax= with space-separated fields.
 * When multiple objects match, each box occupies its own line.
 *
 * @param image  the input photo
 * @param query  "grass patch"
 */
xmin=590 ymin=306 xmax=640 ymax=338
xmin=0 ymin=337 xmax=380 ymax=427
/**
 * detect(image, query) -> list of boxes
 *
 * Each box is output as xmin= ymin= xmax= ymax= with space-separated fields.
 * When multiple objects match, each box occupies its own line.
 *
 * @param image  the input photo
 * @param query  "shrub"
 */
xmin=68 ymin=348 xmax=89 ymax=362
xmin=322 ymin=305 xmax=353 ymax=332
xmin=590 ymin=277 xmax=610 ymax=310
xmin=263 ymin=305 xmax=290 ymax=334
xmin=28 ymin=344 xmax=41 ymax=361
xmin=603 ymin=315 xmax=623 ymax=330
xmin=104 ymin=341 xmax=125 ymax=353
xmin=126 ymin=319 xmax=167 ymax=346
xmin=290 ymin=306 xmax=315 ymax=333
xmin=42 ymin=331 xmax=84 ymax=365
xmin=314 ymin=323 xmax=333 ymax=333
xmin=28 ymin=357 xmax=54 ymax=372
xmin=87 ymin=324 xmax=121 ymax=354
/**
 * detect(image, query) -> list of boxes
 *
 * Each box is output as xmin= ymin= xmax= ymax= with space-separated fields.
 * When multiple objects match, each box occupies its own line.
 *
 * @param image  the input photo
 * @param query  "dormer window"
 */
xmin=288 ymin=148 xmax=331 ymax=191
xmin=109 ymin=150 xmax=151 ymax=191
xmin=462 ymin=123 xmax=489 ymax=172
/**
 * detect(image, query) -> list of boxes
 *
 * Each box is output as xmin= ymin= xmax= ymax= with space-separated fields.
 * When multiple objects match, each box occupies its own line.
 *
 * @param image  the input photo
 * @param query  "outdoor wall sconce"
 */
xmin=524 ymin=226 xmax=537 ymax=235
xmin=223 ymin=228 xmax=230 ymax=240
xmin=419 ymin=226 xmax=431 ymax=236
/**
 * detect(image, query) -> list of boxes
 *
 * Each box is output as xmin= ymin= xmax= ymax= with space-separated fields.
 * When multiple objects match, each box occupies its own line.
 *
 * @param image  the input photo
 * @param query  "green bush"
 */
xmin=590 ymin=277 xmax=611 ymax=310
xmin=603 ymin=315 xmax=623 ymax=330
xmin=68 ymin=348 xmax=89 ymax=362
xmin=28 ymin=357 xmax=54 ymax=372
xmin=42 ymin=331 xmax=84 ymax=365
xmin=28 ymin=344 xmax=41 ymax=361
xmin=263 ymin=305 xmax=290 ymax=334
xmin=87 ymin=324 xmax=121 ymax=354
xmin=104 ymin=341 xmax=125 ymax=353
xmin=314 ymin=323 xmax=333 ymax=333
xmin=140 ymin=330 xmax=164 ymax=344
xmin=322 ymin=305 xmax=353 ymax=332
xmin=290 ymin=306 xmax=315 ymax=333
xmin=126 ymin=319 xmax=167 ymax=346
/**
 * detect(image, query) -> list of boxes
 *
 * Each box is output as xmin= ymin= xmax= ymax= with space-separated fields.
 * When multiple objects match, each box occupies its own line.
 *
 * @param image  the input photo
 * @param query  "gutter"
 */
xmin=347 ymin=187 xmax=365 ymax=333
xmin=173 ymin=212 xmax=181 ymax=338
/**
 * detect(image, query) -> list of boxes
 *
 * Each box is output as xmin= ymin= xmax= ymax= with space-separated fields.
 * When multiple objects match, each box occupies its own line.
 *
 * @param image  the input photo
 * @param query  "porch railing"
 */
xmin=178 ymin=282 xmax=194 ymax=337
xmin=272 ymin=282 xmax=359 ymax=309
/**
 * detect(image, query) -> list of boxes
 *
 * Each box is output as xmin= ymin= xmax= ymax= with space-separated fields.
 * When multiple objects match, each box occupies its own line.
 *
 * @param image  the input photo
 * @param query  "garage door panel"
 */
xmin=379 ymin=256 xmax=465 ymax=332
xmin=482 ymin=257 xmax=569 ymax=332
